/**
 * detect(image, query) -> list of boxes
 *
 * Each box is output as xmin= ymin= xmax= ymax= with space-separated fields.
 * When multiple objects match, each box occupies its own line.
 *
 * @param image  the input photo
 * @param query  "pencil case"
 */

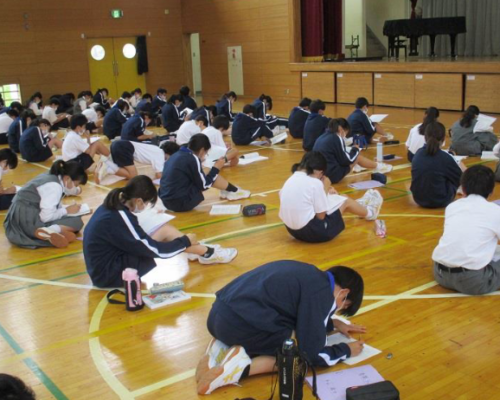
xmin=347 ymin=381 xmax=400 ymax=400
xmin=242 ymin=204 xmax=266 ymax=217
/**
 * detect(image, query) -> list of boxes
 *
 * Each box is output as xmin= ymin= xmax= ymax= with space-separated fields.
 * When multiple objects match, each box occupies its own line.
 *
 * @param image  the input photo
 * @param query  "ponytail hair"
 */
xmin=460 ymin=105 xmax=480 ymax=128
xmin=291 ymin=151 xmax=327 ymax=175
xmin=418 ymin=107 xmax=440 ymax=135
xmin=424 ymin=122 xmax=446 ymax=156
xmin=49 ymin=160 xmax=88 ymax=184
xmin=103 ymin=175 xmax=158 ymax=210
xmin=327 ymin=118 xmax=350 ymax=135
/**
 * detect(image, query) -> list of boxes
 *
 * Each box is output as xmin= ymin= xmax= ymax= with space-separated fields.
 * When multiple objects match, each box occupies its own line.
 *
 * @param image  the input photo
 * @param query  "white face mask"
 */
xmin=63 ymin=180 xmax=80 ymax=196
xmin=133 ymin=201 xmax=152 ymax=214
xmin=42 ymin=128 xmax=49 ymax=136
xmin=334 ymin=290 xmax=348 ymax=313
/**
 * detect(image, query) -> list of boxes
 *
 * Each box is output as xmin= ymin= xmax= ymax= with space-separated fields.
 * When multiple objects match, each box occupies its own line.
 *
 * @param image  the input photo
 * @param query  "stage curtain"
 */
xmin=136 ymin=36 xmax=149 ymax=75
xmin=323 ymin=0 xmax=343 ymax=59
xmin=420 ymin=0 xmax=500 ymax=57
xmin=301 ymin=0 xmax=324 ymax=61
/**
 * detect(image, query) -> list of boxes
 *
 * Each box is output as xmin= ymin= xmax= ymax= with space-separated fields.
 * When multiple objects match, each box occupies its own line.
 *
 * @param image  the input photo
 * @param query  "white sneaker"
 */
xmin=199 ymin=247 xmax=238 ymax=265
xmin=196 ymin=338 xmax=230 ymax=383
xmin=219 ymin=190 xmax=229 ymax=199
xmin=376 ymin=163 xmax=393 ymax=174
xmin=357 ymin=189 xmax=383 ymax=220
xmin=225 ymin=188 xmax=251 ymax=201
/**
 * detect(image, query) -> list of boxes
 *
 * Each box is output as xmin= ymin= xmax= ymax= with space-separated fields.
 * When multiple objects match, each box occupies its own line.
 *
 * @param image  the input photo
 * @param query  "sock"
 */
xmin=202 ymin=247 xmax=215 ymax=258
xmin=105 ymin=160 xmax=119 ymax=174
xmin=365 ymin=206 xmax=374 ymax=220
xmin=240 ymin=365 xmax=251 ymax=380
xmin=226 ymin=183 xmax=238 ymax=193
xmin=48 ymin=224 xmax=62 ymax=233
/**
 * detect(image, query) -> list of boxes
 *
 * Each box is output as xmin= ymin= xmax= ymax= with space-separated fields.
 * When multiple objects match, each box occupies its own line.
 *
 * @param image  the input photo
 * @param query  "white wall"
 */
xmin=190 ymin=33 xmax=202 ymax=93
xmin=344 ymin=0 xmax=366 ymax=57
xmin=365 ymin=0 xmax=410 ymax=50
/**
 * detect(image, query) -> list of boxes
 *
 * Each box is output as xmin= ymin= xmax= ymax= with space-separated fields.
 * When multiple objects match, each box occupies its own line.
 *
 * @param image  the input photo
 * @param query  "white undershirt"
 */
xmin=42 ymin=106 xmax=58 ymax=125
xmin=176 ymin=120 xmax=201 ymax=145
xmin=62 ymin=131 xmax=90 ymax=161
xmin=202 ymin=126 xmax=226 ymax=148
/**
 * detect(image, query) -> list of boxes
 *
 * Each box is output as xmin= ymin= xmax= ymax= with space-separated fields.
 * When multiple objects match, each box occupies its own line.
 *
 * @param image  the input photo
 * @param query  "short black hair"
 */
xmin=168 ymin=94 xmax=183 ymax=104
xmin=49 ymin=97 xmax=60 ymax=106
xmin=309 ymin=100 xmax=326 ymax=113
xmin=9 ymin=101 xmax=23 ymax=111
xmin=206 ymin=105 xmax=217 ymax=117
xmin=35 ymin=118 xmax=52 ymax=127
xmin=0 ymin=374 xmax=36 ymax=400
xmin=116 ymin=99 xmax=129 ymax=111
xmin=327 ymin=266 xmax=364 ymax=316
xmin=121 ymin=91 xmax=132 ymax=99
xmin=157 ymin=88 xmax=167 ymax=95
xmin=71 ymin=114 xmax=88 ymax=130
xmin=195 ymin=115 xmax=208 ymax=126
xmin=7 ymin=109 xmax=19 ymax=118
xmin=133 ymin=88 xmax=142 ymax=94
xmin=299 ymin=97 xmax=312 ymax=108
xmin=0 ymin=148 xmax=18 ymax=169
xmin=161 ymin=141 xmax=180 ymax=156
xmin=461 ymin=165 xmax=495 ymax=199
xmin=213 ymin=115 xmax=230 ymax=131
xmin=355 ymin=97 xmax=370 ymax=109
xmin=142 ymin=93 xmax=153 ymax=101
xmin=179 ymin=86 xmax=190 ymax=96
xmin=291 ymin=151 xmax=327 ymax=174
xmin=188 ymin=133 xmax=211 ymax=152
xmin=95 ymin=105 xmax=107 ymax=116
xmin=327 ymin=118 xmax=350 ymax=134
xmin=242 ymin=104 xmax=255 ymax=115
xmin=140 ymin=111 xmax=153 ymax=121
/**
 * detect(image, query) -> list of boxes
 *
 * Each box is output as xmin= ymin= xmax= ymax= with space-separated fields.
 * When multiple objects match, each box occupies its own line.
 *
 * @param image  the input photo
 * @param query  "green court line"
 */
xmin=381 ymin=186 xmax=412 ymax=195
xmin=385 ymin=193 xmax=411 ymax=203
xmin=0 ymin=271 xmax=87 ymax=296
xmin=0 ymin=322 xmax=69 ymax=400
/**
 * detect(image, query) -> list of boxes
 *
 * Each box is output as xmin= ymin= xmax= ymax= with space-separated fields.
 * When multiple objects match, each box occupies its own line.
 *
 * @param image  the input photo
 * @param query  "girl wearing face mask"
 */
xmin=83 ymin=175 xmax=238 ymax=288
xmin=93 ymin=88 xmax=112 ymax=109
xmin=19 ymin=118 xmax=63 ymax=163
xmin=4 ymin=160 xmax=87 ymax=249
xmin=0 ymin=149 xmax=19 ymax=210
xmin=26 ymin=92 xmax=43 ymax=116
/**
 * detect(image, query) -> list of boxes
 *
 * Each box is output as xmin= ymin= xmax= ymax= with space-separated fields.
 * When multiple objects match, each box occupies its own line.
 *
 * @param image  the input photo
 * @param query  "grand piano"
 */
xmin=383 ymin=17 xmax=466 ymax=58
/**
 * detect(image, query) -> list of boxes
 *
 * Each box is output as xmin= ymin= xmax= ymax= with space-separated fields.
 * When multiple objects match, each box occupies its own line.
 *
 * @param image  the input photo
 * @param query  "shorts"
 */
xmin=286 ymin=210 xmax=345 ymax=243
xmin=70 ymin=153 xmax=94 ymax=171
xmin=160 ymin=192 xmax=204 ymax=212
xmin=111 ymin=140 xmax=135 ymax=168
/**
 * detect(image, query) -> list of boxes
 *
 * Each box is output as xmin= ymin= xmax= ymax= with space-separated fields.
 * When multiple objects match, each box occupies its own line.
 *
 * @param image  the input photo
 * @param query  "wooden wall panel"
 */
xmin=414 ymin=74 xmax=463 ymax=111
xmin=374 ymin=73 xmax=415 ymax=108
xmin=301 ymin=72 xmax=335 ymax=102
xmin=336 ymin=72 xmax=373 ymax=104
xmin=465 ymin=74 xmax=500 ymax=114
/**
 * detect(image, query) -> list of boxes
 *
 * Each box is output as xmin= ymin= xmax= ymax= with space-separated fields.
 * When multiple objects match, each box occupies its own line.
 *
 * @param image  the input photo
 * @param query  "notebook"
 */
xmin=66 ymin=203 xmax=92 ymax=217
xmin=370 ymin=114 xmax=388 ymax=124
xmin=90 ymin=136 xmax=101 ymax=144
xmin=271 ymin=132 xmax=288 ymax=145
xmin=348 ymin=181 xmax=385 ymax=190
xmin=481 ymin=151 xmax=499 ymax=160
xmin=238 ymin=152 xmax=269 ymax=165
xmin=136 ymin=208 xmax=176 ymax=235
xmin=327 ymin=194 xmax=348 ymax=214
xmin=326 ymin=333 xmax=382 ymax=365
xmin=143 ymin=291 xmax=191 ymax=310
xmin=210 ymin=205 xmax=241 ymax=215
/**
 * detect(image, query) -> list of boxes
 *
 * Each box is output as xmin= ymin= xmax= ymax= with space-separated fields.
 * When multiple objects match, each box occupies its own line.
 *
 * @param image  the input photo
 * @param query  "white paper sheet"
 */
xmin=136 ymin=208 xmax=176 ymax=235
xmin=327 ymin=333 xmax=382 ymax=365
xmin=474 ymin=114 xmax=497 ymax=133
xmin=327 ymin=194 xmax=348 ymax=214
xmin=238 ymin=152 xmax=269 ymax=165
xmin=210 ymin=205 xmax=241 ymax=215
xmin=270 ymin=132 xmax=288 ymax=145
xmin=66 ymin=203 xmax=91 ymax=217
xmin=369 ymin=114 xmax=388 ymax=123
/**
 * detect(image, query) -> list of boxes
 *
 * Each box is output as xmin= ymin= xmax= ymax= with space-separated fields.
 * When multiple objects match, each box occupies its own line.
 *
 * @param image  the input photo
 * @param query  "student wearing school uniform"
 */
xmin=161 ymin=94 xmax=184 ymax=133
xmin=130 ymin=88 xmax=143 ymax=110
xmin=26 ymin=92 xmax=43 ymax=116
xmin=151 ymin=88 xmax=168 ymax=115
xmin=347 ymin=97 xmax=386 ymax=144
xmin=42 ymin=98 xmax=70 ymax=131
xmin=161 ymin=141 xmax=180 ymax=162
xmin=203 ymin=116 xmax=239 ymax=167
xmin=84 ymin=176 xmax=238 ymax=288
xmin=159 ymin=134 xmax=250 ymax=212
xmin=405 ymin=107 xmax=440 ymax=162
xmin=112 ymin=92 xmax=133 ymax=114
xmin=179 ymin=86 xmax=198 ymax=112
xmin=0 ymin=149 xmax=19 ymax=210
xmin=120 ymin=112 xmax=156 ymax=143
xmin=196 ymin=261 xmax=366 ymax=395
xmin=411 ymin=122 xmax=465 ymax=209
xmin=93 ymin=88 xmax=112 ymax=109
xmin=4 ymin=160 xmax=87 ymax=249
xmin=0 ymin=109 xmax=19 ymax=145
xmin=176 ymin=115 xmax=207 ymax=146
xmin=231 ymin=105 xmax=274 ymax=146
xmin=190 ymin=105 xmax=217 ymax=127
xmin=450 ymin=105 xmax=498 ymax=156
xmin=72 ymin=91 xmax=93 ymax=115
xmin=8 ymin=109 xmax=36 ymax=153
xmin=103 ymin=100 xmax=129 ymax=140
xmin=288 ymin=98 xmax=311 ymax=139
xmin=0 ymin=101 xmax=23 ymax=116
xmin=303 ymin=99 xmax=330 ymax=151
xmin=279 ymin=151 xmax=383 ymax=243
xmin=82 ymin=105 xmax=106 ymax=133
xmin=432 ymin=165 xmax=500 ymax=295
xmin=19 ymin=118 xmax=63 ymax=163
xmin=136 ymin=93 xmax=153 ymax=113
xmin=216 ymin=92 xmax=237 ymax=121
xmin=252 ymin=94 xmax=288 ymax=130
xmin=56 ymin=93 xmax=75 ymax=114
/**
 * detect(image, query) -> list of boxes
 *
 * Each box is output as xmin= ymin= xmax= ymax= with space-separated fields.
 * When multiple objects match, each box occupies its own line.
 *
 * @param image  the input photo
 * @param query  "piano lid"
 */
xmin=383 ymin=17 xmax=466 ymax=37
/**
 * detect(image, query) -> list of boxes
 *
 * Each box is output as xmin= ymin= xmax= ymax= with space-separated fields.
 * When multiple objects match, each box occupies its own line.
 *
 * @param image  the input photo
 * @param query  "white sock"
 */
xmin=365 ymin=207 xmax=374 ymax=220
xmin=48 ymin=224 xmax=62 ymax=233
xmin=105 ymin=160 xmax=119 ymax=174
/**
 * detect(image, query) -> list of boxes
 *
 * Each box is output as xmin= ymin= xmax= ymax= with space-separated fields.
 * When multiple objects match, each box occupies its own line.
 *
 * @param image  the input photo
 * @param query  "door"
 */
xmin=227 ymin=46 xmax=244 ymax=95
xmin=112 ymin=37 xmax=146 ymax=96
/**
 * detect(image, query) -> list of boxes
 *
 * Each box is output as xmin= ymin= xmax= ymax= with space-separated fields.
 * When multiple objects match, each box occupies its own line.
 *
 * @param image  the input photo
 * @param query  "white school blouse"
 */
xmin=279 ymin=171 xmax=329 ymax=230
xmin=405 ymin=123 xmax=426 ymax=156
xmin=29 ymin=102 xmax=42 ymax=116
xmin=432 ymin=195 xmax=500 ymax=270
xmin=42 ymin=106 xmax=58 ymax=125
xmin=203 ymin=126 xmax=226 ymax=148
xmin=62 ymin=131 xmax=90 ymax=161
xmin=37 ymin=180 xmax=67 ymax=223
xmin=82 ymin=108 xmax=98 ymax=123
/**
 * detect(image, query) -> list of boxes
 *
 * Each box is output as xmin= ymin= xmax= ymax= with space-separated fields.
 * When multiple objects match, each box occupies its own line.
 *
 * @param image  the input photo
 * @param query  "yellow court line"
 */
xmin=378 ymin=213 xmax=444 ymax=218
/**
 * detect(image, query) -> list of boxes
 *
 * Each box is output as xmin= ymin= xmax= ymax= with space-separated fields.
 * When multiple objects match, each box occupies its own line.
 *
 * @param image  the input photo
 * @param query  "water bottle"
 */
xmin=376 ymin=142 xmax=383 ymax=162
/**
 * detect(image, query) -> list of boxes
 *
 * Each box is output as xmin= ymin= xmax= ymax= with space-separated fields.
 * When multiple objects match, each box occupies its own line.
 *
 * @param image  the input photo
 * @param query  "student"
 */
xmin=0 ymin=374 xmax=36 ymax=400
xmin=179 ymin=86 xmax=198 ymax=111
xmin=84 ymin=176 xmax=238 ymax=288
xmin=279 ymin=152 xmax=383 ymax=243
xmin=196 ymin=261 xmax=366 ymax=395
xmin=20 ymin=118 xmax=62 ymax=162
xmin=288 ymin=97 xmax=311 ymax=139
xmin=8 ymin=109 xmax=36 ymax=153
xmin=120 ymin=111 xmax=155 ymax=142
xmin=159 ymin=134 xmax=250 ymax=212
xmin=130 ymin=88 xmax=143 ymax=109
xmin=450 ymin=105 xmax=498 ymax=156
xmin=113 ymin=91 xmax=133 ymax=114
xmin=151 ymin=88 xmax=168 ymax=115
xmin=0 ymin=109 xmax=19 ymax=144
xmin=203 ymin=115 xmax=239 ymax=166
xmin=4 ymin=160 xmax=87 ymax=249
xmin=0 ymin=101 xmax=23 ymax=116
xmin=103 ymin=100 xmax=129 ymax=140
xmin=83 ymin=105 xmax=106 ymax=132
xmin=405 ymin=107 xmax=440 ymax=162
xmin=161 ymin=94 xmax=184 ymax=133
xmin=432 ymin=165 xmax=500 ymax=295
xmin=26 ymin=92 xmax=43 ymax=116
xmin=0 ymin=149 xmax=19 ymax=210
xmin=216 ymin=91 xmax=237 ymax=121
xmin=303 ymin=99 xmax=330 ymax=151
xmin=411 ymin=122 xmax=464 ymax=208
xmin=136 ymin=93 xmax=153 ymax=113
xmin=93 ymin=88 xmax=112 ymax=109
xmin=231 ymin=105 xmax=274 ymax=146
xmin=73 ymin=91 xmax=93 ymax=114
xmin=252 ymin=94 xmax=288 ymax=129
xmin=162 ymin=141 xmax=181 ymax=162
xmin=190 ymin=105 xmax=217 ymax=127
xmin=347 ymin=97 xmax=386 ymax=144
xmin=176 ymin=115 xmax=206 ymax=146
xmin=42 ymin=98 xmax=70 ymax=131
xmin=57 ymin=92 xmax=75 ymax=114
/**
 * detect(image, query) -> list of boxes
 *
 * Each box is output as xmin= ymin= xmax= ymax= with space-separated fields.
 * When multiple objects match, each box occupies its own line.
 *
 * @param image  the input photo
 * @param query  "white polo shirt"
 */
xmin=42 ymin=106 xmax=58 ymax=125
xmin=203 ymin=126 xmax=226 ymax=148
xmin=131 ymin=141 xmax=165 ymax=173
xmin=176 ymin=120 xmax=201 ymax=145
xmin=62 ymin=131 xmax=90 ymax=161
xmin=279 ymin=171 xmax=329 ymax=230
xmin=405 ymin=123 xmax=426 ymax=156
xmin=0 ymin=114 xmax=13 ymax=134
xmin=432 ymin=195 xmax=500 ymax=270
xmin=83 ymin=108 xmax=98 ymax=123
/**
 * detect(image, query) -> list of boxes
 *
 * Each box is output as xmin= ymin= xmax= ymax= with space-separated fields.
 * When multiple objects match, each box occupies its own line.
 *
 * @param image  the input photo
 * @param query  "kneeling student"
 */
xmin=0 ymin=149 xmax=19 ymax=210
xmin=231 ymin=105 xmax=274 ymax=146
xmin=120 ymin=111 xmax=156 ymax=143
xmin=279 ymin=152 xmax=383 ymax=243
xmin=84 ymin=176 xmax=238 ymax=288
xmin=19 ymin=118 xmax=62 ymax=162
xmin=432 ymin=165 xmax=500 ymax=295
xmin=196 ymin=261 xmax=366 ymax=395
xmin=159 ymin=134 xmax=250 ymax=212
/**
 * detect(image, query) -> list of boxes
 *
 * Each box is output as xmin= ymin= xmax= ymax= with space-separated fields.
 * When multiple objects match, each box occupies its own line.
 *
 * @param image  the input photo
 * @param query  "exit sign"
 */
xmin=110 ymin=9 xmax=124 ymax=18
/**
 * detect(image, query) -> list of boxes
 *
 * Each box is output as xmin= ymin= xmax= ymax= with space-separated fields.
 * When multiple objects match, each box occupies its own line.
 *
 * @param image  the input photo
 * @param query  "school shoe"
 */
xmin=197 ymin=345 xmax=252 ymax=395
xmin=376 ymin=163 xmax=393 ymax=174
xmin=196 ymin=338 xmax=230 ymax=383
xmin=35 ymin=228 xmax=69 ymax=248
xmin=199 ymin=246 xmax=238 ymax=265
xmin=219 ymin=188 xmax=251 ymax=201
xmin=357 ymin=189 xmax=384 ymax=221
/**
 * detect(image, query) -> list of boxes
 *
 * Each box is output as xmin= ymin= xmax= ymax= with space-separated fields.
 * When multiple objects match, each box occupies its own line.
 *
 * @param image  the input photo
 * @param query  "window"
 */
xmin=123 ymin=43 xmax=137 ymax=59
xmin=90 ymin=45 xmax=106 ymax=61
xmin=0 ymin=84 xmax=22 ymax=106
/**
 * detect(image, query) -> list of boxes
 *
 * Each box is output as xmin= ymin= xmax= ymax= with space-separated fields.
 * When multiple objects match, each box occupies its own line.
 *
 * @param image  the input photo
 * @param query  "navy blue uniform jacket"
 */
xmin=288 ymin=107 xmax=310 ymax=139
xmin=103 ymin=108 xmax=127 ymax=139
xmin=216 ymin=98 xmax=234 ymax=121
xmin=347 ymin=109 xmax=376 ymax=141
xmin=161 ymin=103 xmax=182 ymax=133
xmin=231 ymin=113 xmax=273 ymax=145
xmin=121 ymin=114 xmax=146 ymax=142
xmin=303 ymin=113 xmax=330 ymax=151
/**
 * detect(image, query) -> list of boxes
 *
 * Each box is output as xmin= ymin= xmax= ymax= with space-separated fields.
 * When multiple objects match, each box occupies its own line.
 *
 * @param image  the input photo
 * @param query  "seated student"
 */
xmin=279 ymin=152 xmax=383 ymax=243
xmin=203 ymin=115 xmax=239 ymax=167
xmin=0 ymin=149 xmax=19 ymax=210
xmin=42 ymin=98 xmax=70 ymax=131
xmin=406 ymin=107 xmax=440 ymax=162
xmin=190 ymin=105 xmax=217 ymax=126
xmin=347 ymin=97 xmax=386 ymax=144
xmin=120 ymin=111 xmax=155 ymax=143
xmin=216 ymin=91 xmax=237 ymax=121
xmin=231 ymin=105 xmax=274 ymax=146
xmin=26 ymin=92 xmax=43 ymax=116
xmin=8 ymin=109 xmax=36 ymax=153
xmin=450 ymin=105 xmax=498 ymax=156
xmin=313 ymin=119 xmax=392 ymax=185
xmin=84 ymin=176 xmax=238 ymax=288
xmin=288 ymin=97 xmax=311 ymax=139
xmin=252 ymin=94 xmax=288 ymax=129
xmin=4 ymin=160 xmax=87 ymax=249
xmin=161 ymin=94 xmax=184 ymax=133
xmin=303 ymin=99 xmax=330 ymax=151
xmin=20 ymin=118 xmax=63 ymax=163
xmin=176 ymin=115 xmax=206 ymax=146
xmin=179 ymin=86 xmax=198 ymax=111
xmin=136 ymin=93 xmax=153 ymax=113
xmin=93 ymin=88 xmax=112 ymax=109
xmin=130 ymin=88 xmax=143 ymax=110
xmin=411 ymin=122 xmax=465 ymax=209
xmin=72 ymin=91 xmax=93 ymax=115
xmin=196 ymin=261 xmax=366 ymax=395
xmin=103 ymin=100 xmax=129 ymax=140
xmin=0 ymin=101 xmax=23 ymax=116
xmin=56 ymin=92 xmax=75 ymax=114
xmin=151 ymin=88 xmax=168 ymax=115
xmin=112 ymin=91 xmax=133 ymax=114
xmin=432 ymin=165 xmax=500 ymax=295
xmin=0 ymin=109 xmax=19 ymax=145
xmin=83 ymin=105 xmax=106 ymax=132
xmin=0 ymin=374 xmax=36 ymax=400
xmin=162 ymin=141 xmax=180 ymax=162
xmin=159 ymin=134 xmax=250 ymax=212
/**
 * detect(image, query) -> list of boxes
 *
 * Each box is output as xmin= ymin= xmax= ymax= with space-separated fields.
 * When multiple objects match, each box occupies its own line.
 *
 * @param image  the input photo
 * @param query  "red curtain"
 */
xmin=323 ymin=0 xmax=343 ymax=58
xmin=301 ymin=0 xmax=324 ymax=59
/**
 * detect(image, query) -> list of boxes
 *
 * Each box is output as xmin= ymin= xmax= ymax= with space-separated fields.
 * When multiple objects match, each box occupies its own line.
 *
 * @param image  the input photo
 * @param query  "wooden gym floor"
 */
xmin=1 ymin=102 xmax=500 ymax=400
